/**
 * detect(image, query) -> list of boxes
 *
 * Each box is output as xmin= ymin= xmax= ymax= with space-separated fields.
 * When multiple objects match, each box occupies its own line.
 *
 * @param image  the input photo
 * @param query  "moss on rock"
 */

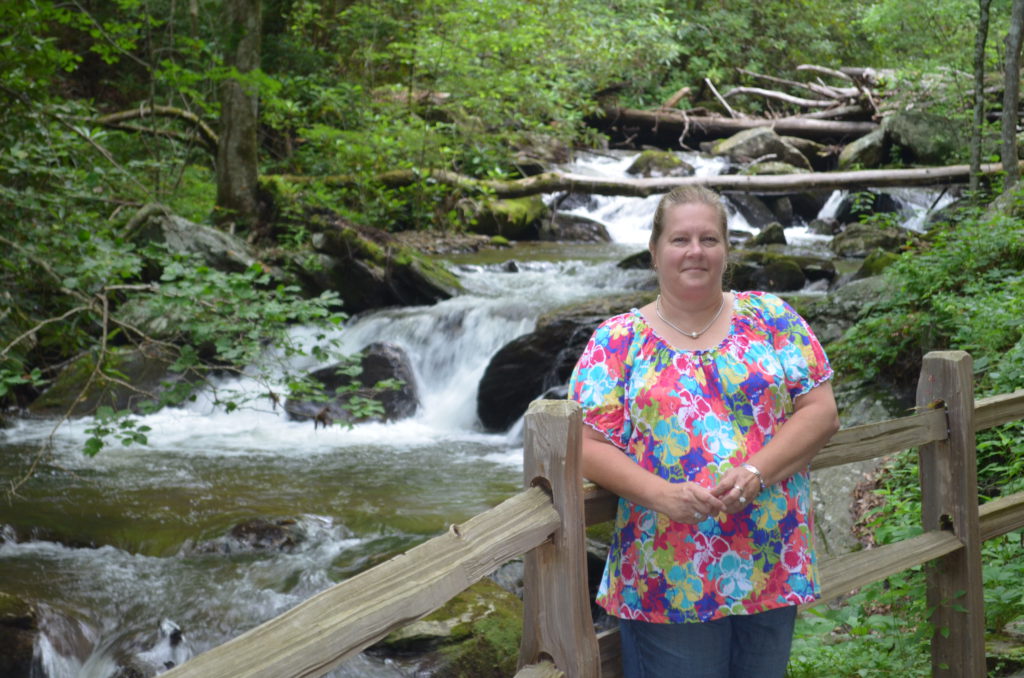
xmin=470 ymin=197 xmax=548 ymax=240
xmin=375 ymin=578 xmax=523 ymax=678
xmin=626 ymin=150 xmax=694 ymax=178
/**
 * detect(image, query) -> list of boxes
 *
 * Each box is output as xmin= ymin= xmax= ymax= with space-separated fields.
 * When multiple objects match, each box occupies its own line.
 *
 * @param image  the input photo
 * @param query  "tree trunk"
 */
xmin=971 ymin=0 xmax=993 ymax=193
xmin=588 ymin=106 xmax=877 ymax=149
xmin=1002 ymin=0 xmax=1024 ymax=190
xmin=216 ymin=0 xmax=262 ymax=230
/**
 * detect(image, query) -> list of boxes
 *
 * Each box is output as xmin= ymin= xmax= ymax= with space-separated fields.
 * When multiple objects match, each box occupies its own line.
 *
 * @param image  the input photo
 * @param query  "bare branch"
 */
xmin=93 ymin=105 xmax=219 ymax=150
xmin=797 ymin=64 xmax=854 ymax=83
xmin=724 ymin=86 xmax=836 ymax=108
xmin=705 ymin=78 xmax=742 ymax=118
xmin=1 ymin=306 xmax=93 ymax=359
xmin=737 ymin=68 xmax=858 ymax=99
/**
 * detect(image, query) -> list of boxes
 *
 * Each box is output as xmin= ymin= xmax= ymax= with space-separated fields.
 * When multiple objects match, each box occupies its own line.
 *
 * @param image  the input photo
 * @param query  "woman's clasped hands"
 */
xmin=665 ymin=466 xmax=761 ymax=524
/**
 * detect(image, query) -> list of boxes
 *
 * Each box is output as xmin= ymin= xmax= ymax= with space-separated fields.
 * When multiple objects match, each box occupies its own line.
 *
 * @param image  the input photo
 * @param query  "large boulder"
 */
xmin=511 ymin=132 xmax=572 ymax=176
xmin=476 ymin=292 xmax=653 ymax=432
xmin=626 ymin=150 xmax=695 ymax=178
xmin=838 ymin=127 xmax=888 ymax=170
xmin=791 ymin=275 xmax=896 ymax=346
xmin=787 ymin=191 xmax=834 ymax=222
xmin=0 ymin=593 xmax=37 ymax=678
xmin=294 ymin=220 xmax=463 ymax=314
xmin=129 ymin=205 xmax=275 ymax=276
xmin=465 ymin=197 xmax=548 ymax=241
xmin=724 ymin=192 xmax=776 ymax=229
xmin=540 ymin=213 xmax=611 ymax=243
xmin=711 ymin=128 xmax=812 ymax=171
xmin=782 ymin=136 xmax=833 ymax=171
xmin=830 ymin=223 xmax=909 ymax=258
xmin=833 ymin=190 xmax=903 ymax=225
xmin=885 ymin=110 xmax=967 ymax=165
xmin=285 ymin=342 xmax=419 ymax=426
xmin=28 ymin=343 xmax=189 ymax=418
xmin=749 ymin=222 xmax=787 ymax=247
xmin=729 ymin=250 xmax=835 ymax=292
xmin=741 ymin=161 xmax=812 ymax=175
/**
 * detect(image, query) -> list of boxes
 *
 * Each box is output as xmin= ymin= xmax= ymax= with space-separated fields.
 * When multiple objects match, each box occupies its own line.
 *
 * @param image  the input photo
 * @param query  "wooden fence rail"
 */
xmin=164 ymin=351 xmax=1024 ymax=678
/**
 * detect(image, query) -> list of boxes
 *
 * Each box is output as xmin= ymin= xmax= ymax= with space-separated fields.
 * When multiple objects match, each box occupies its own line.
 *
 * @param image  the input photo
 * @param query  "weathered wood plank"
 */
xmin=974 ymin=389 xmax=1024 ymax=432
xmin=917 ymin=351 xmax=986 ymax=678
xmin=162 ymin=487 xmax=560 ymax=678
xmin=811 ymin=409 xmax=947 ymax=470
xmin=597 ymin=627 xmax=623 ymax=678
xmin=979 ymin=491 xmax=1024 ymax=541
xmin=519 ymin=400 xmax=600 ymax=678
xmin=813 ymin=530 xmax=963 ymax=604
xmin=515 ymin=661 xmax=566 ymax=678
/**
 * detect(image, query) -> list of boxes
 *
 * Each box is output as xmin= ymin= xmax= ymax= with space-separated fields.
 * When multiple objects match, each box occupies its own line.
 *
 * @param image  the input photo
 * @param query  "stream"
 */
xmin=0 ymin=150 xmax=955 ymax=677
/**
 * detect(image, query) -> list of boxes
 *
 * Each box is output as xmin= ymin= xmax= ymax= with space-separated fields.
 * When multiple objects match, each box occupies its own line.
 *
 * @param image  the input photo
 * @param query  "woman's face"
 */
xmin=649 ymin=202 xmax=727 ymax=298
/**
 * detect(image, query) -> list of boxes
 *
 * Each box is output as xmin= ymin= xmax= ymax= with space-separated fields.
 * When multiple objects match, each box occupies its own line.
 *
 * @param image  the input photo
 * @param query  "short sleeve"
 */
xmin=752 ymin=292 xmax=833 ymax=400
xmin=567 ymin=314 xmax=636 ymax=450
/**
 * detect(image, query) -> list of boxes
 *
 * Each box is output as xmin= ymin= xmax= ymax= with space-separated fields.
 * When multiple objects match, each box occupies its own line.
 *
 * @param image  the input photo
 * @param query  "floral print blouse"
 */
xmin=568 ymin=291 xmax=833 ymax=623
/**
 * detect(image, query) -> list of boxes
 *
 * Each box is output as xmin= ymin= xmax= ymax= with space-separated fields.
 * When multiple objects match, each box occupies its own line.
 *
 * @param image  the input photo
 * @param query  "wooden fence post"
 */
xmin=916 ymin=351 xmax=986 ymax=677
xmin=519 ymin=400 xmax=600 ymax=678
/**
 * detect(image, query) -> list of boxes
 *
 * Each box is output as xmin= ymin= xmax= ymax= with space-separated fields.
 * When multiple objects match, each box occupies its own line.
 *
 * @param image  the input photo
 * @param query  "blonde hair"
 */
xmin=648 ymin=185 xmax=729 ymax=250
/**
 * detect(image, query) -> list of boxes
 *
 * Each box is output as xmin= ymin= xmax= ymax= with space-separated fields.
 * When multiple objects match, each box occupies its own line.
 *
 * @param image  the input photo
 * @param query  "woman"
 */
xmin=568 ymin=185 xmax=839 ymax=678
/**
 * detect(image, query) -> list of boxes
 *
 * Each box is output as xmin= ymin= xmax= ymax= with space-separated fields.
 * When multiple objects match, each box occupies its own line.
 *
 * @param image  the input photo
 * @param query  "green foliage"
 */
xmin=858 ymin=0 xmax=1011 ymax=73
xmin=789 ymin=580 xmax=932 ymax=677
xmin=833 ymin=198 xmax=1024 ymax=390
xmin=654 ymin=0 xmax=874 ymax=109
xmin=807 ymin=187 xmax=1024 ymax=674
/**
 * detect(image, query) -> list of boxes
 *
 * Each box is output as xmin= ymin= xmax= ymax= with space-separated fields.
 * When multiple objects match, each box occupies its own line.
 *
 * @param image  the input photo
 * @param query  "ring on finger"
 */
xmin=738 ymin=496 xmax=746 ymax=504
xmin=693 ymin=511 xmax=703 ymax=520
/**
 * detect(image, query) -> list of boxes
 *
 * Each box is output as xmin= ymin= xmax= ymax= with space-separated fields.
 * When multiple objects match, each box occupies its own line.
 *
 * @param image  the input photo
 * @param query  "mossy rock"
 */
xmin=838 ymin=128 xmax=887 ymax=170
xmin=885 ymin=110 xmax=967 ymax=165
xmin=374 ymin=578 xmax=523 ymax=678
xmin=712 ymin=128 xmax=811 ymax=170
xmin=740 ymin=161 xmax=812 ymax=176
xmin=855 ymin=248 xmax=900 ymax=279
xmin=626 ymin=150 xmax=694 ymax=178
xmin=830 ymin=223 xmax=909 ymax=258
xmin=470 ymin=197 xmax=548 ymax=240
xmin=297 ymin=221 xmax=464 ymax=313
xmin=750 ymin=222 xmax=787 ymax=246
xmin=28 ymin=344 xmax=185 ymax=418
xmin=731 ymin=250 xmax=835 ymax=289
xmin=617 ymin=250 xmax=653 ymax=270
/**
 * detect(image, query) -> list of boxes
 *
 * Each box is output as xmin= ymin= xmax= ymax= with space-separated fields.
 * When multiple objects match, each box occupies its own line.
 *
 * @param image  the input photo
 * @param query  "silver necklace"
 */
xmin=655 ymin=294 xmax=726 ymax=339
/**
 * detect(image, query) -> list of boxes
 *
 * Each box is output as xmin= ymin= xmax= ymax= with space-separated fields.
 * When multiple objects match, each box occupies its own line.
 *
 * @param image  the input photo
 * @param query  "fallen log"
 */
xmin=267 ymin=161 xmax=1013 ymax=200
xmin=589 ymin=106 xmax=878 ymax=145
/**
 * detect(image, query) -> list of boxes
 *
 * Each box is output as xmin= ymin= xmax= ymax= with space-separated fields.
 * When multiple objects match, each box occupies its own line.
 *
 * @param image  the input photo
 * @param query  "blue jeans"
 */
xmin=618 ymin=606 xmax=798 ymax=678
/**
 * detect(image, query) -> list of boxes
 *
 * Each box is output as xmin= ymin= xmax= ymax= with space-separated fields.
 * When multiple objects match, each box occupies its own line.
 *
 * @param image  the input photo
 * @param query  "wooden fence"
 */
xmin=163 ymin=350 xmax=1024 ymax=678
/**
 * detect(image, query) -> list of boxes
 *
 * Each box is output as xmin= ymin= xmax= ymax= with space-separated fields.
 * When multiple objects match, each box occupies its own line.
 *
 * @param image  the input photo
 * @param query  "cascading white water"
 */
xmin=0 ymin=148 xmax=962 ymax=678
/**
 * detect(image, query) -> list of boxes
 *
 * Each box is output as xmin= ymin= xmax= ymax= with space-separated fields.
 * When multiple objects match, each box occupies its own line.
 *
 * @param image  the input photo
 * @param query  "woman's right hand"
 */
xmin=656 ymin=481 xmax=727 ymax=524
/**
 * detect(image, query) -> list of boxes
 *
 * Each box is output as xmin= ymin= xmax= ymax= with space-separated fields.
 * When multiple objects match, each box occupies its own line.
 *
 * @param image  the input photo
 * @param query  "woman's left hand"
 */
xmin=711 ymin=466 xmax=760 ymax=514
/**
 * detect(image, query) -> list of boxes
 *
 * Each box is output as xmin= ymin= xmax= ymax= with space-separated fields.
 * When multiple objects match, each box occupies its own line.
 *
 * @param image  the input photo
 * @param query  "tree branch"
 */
xmin=94 ymin=105 xmax=219 ymax=150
